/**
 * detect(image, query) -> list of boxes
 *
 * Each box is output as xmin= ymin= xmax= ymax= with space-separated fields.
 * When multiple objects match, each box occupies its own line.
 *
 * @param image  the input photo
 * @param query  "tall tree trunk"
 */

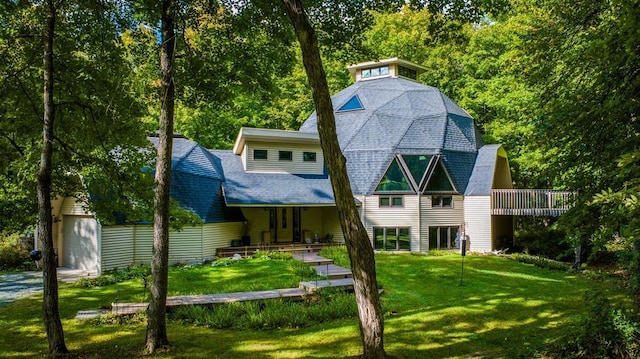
xmin=39 ymin=0 xmax=68 ymax=355
xmin=146 ymin=0 xmax=176 ymax=353
xmin=281 ymin=1 xmax=386 ymax=358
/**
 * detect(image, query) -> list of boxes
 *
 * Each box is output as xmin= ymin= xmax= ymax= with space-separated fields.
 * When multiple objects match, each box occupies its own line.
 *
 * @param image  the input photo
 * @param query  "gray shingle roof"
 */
xmin=465 ymin=144 xmax=503 ymax=196
xmin=213 ymin=150 xmax=339 ymax=206
xmin=148 ymin=136 xmax=244 ymax=223
xmin=300 ymin=77 xmax=485 ymax=195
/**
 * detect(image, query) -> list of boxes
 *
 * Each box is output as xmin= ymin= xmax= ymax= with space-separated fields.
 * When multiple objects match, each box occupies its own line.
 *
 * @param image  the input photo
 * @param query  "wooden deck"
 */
xmin=491 ymin=189 xmax=577 ymax=216
xmin=217 ymin=242 xmax=335 ymax=258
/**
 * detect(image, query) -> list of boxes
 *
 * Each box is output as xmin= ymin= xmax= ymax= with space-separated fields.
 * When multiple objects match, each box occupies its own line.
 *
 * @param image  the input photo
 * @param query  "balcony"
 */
xmin=491 ymin=189 xmax=577 ymax=216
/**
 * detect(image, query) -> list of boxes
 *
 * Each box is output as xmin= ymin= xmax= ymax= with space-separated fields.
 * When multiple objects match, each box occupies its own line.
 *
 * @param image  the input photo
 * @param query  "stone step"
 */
xmin=299 ymin=278 xmax=354 ymax=292
xmin=312 ymin=264 xmax=353 ymax=279
xmin=292 ymin=252 xmax=334 ymax=266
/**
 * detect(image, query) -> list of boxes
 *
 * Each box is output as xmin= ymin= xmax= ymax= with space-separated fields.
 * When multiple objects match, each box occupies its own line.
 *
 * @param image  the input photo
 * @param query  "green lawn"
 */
xmin=0 ymin=251 xmax=628 ymax=358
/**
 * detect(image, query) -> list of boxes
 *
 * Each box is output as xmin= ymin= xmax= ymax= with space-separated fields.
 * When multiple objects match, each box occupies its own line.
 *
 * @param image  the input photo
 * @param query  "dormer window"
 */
xmin=398 ymin=66 xmax=417 ymax=80
xmin=254 ymin=149 xmax=267 ymax=160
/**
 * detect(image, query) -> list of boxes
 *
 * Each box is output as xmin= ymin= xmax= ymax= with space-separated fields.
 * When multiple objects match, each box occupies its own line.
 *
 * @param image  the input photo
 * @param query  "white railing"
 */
xmin=491 ymin=189 xmax=577 ymax=216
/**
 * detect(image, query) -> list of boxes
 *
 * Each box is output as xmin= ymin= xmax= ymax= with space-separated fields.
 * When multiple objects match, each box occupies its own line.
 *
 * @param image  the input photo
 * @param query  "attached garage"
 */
xmin=61 ymin=215 xmax=100 ymax=272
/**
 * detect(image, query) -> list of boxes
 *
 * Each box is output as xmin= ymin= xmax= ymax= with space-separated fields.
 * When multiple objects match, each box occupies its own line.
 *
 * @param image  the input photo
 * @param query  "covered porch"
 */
xmin=491 ymin=189 xmax=577 ymax=216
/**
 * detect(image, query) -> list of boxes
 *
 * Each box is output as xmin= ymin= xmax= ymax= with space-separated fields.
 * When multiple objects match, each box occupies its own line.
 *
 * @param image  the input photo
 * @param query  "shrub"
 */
xmin=511 ymin=253 xmax=571 ymax=271
xmin=0 ymin=232 xmax=31 ymax=271
xmin=541 ymin=291 xmax=640 ymax=358
xmin=253 ymin=250 xmax=292 ymax=261
xmin=75 ymin=265 xmax=151 ymax=288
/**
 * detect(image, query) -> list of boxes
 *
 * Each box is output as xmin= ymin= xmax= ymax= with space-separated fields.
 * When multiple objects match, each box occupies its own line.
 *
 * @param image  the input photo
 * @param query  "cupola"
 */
xmin=347 ymin=57 xmax=426 ymax=82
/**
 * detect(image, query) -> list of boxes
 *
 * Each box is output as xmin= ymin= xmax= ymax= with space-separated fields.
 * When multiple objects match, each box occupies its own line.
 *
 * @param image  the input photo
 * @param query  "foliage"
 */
xmin=510 ymin=253 xmax=571 ymax=271
xmin=0 ymin=232 xmax=33 ymax=271
xmin=170 ymin=288 xmax=357 ymax=330
xmin=319 ymin=246 xmax=351 ymax=268
xmin=76 ymin=265 xmax=151 ymax=288
xmin=541 ymin=291 xmax=640 ymax=359
xmin=252 ymin=250 xmax=293 ymax=261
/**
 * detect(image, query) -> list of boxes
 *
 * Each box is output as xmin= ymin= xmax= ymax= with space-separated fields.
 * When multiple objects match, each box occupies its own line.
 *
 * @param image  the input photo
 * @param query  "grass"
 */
xmin=0 ymin=250 xmax=632 ymax=358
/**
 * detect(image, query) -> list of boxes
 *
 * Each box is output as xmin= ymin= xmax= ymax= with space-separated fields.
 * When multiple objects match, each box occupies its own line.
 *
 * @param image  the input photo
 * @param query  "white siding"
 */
xmin=133 ymin=225 xmax=154 ymax=265
xmin=169 ymin=226 xmax=203 ymax=264
xmin=203 ymin=222 xmax=244 ymax=256
xmin=245 ymin=141 xmax=324 ymax=175
xmin=420 ymin=195 xmax=465 ymax=252
xmin=101 ymin=226 xmax=135 ymax=271
xmin=362 ymin=195 xmax=420 ymax=251
xmin=464 ymin=196 xmax=492 ymax=252
xmin=62 ymin=215 xmax=100 ymax=272
xmin=60 ymin=197 xmax=89 ymax=215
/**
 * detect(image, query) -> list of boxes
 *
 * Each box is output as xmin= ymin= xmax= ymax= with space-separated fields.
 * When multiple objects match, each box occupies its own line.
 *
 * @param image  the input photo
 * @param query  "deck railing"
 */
xmin=491 ymin=189 xmax=577 ymax=216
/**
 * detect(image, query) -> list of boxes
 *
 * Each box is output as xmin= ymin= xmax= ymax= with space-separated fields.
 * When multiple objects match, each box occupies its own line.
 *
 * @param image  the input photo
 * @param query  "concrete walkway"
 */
xmin=0 ymin=268 xmax=97 ymax=307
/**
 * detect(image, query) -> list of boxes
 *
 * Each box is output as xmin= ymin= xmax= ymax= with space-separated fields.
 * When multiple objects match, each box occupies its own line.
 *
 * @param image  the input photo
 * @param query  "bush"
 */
xmin=541 ymin=291 xmax=640 ymax=358
xmin=511 ymin=253 xmax=571 ymax=271
xmin=76 ymin=265 xmax=150 ymax=288
xmin=169 ymin=288 xmax=357 ymax=330
xmin=0 ymin=232 xmax=31 ymax=271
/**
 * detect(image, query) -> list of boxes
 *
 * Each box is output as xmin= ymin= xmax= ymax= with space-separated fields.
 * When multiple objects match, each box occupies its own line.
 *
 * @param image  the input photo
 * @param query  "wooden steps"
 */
xmin=312 ymin=264 xmax=353 ymax=279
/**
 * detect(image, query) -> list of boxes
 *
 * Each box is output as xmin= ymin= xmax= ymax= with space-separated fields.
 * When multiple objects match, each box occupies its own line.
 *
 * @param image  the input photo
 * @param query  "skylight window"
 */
xmin=337 ymin=95 xmax=364 ymax=112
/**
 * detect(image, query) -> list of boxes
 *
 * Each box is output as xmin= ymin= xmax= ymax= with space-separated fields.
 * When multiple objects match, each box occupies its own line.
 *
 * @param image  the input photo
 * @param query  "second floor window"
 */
xmin=254 ymin=149 xmax=267 ymax=160
xmin=279 ymin=150 xmax=293 ymax=161
xmin=432 ymin=195 xmax=453 ymax=208
xmin=303 ymin=152 xmax=316 ymax=162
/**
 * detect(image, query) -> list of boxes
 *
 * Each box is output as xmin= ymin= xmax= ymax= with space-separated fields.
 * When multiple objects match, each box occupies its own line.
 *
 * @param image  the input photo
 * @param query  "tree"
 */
xmin=146 ymin=0 xmax=176 ymax=353
xmin=280 ymin=0 xmax=386 ymax=357
xmin=37 ymin=0 xmax=68 ymax=354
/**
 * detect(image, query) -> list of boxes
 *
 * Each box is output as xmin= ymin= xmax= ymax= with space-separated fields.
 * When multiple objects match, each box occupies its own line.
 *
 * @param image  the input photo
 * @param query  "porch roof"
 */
xmin=212 ymin=150 xmax=349 ymax=207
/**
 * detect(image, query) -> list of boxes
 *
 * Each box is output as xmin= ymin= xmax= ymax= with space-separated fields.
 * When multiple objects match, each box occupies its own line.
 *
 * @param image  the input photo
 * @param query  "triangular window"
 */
xmin=375 ymin=158 xmax=413 ymax=192
xmin=401 ymin=155 xmax=432 ymax=188
xmin=337 ymin=95 xmax=364 ymax=112
xmin=424 ymin=162 xmax=455 ymax=193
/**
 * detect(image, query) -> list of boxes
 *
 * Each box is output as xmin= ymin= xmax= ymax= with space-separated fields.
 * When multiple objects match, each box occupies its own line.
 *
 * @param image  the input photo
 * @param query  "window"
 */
xmin=398 ymin=65 xmax=417 ymax=80
xmin=379 ymin=196 xmax=403 ymax=207
xmin=303 ymin=151 xmax=317 ymax=162
xmin=424 ymin=162 xmax=455 ymax=192
xmin=337 ymin=95 xmax=364 ymax=112
xmin=401 ymin=154 xmax=432 ymax=187
xmin=375 ymin=158 xmax=413 ymax=192
xmin=429 ymin=226 xmax=459 ymax=250
xmin=432 ymin=195 xmax=453 ymax=208
xmin=279 ymin=150 xmax=292 ymax=161
xmin=361 ymin=65 xmax=389 ymax=79
xmin=374 ymin=227 xmax=410 ymax=251
xmin=254 ymin=149 xmax=267 ymax=160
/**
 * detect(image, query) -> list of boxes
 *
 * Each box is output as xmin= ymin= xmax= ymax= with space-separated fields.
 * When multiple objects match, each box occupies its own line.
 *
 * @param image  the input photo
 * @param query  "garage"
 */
xmin=62 ymin=215 xmax=100 ymax=271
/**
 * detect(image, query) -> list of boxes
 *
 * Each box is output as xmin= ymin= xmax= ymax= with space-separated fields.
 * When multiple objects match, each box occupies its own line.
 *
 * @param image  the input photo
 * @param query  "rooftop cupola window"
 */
xmin=347 ymin=57 xmax=426 ymax=82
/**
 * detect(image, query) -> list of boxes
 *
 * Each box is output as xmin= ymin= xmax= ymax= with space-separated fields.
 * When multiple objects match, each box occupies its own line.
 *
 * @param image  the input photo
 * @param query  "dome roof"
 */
xmin=300 ymin=76 xmax=484 ymax=195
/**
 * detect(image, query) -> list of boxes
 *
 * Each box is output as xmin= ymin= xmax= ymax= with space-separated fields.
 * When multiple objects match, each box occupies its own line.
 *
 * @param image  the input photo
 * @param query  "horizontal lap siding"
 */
xmin=245 ymin=142 xmax=324 ymax=175
xmin=463 ymin=196 xmax=492 ymax=252
xmin=101 ymin=226 xmax=135 ymax=272
xmin=320 ymin=207 xmax=343 ymax=244
xmin=363 ymin=195 xmax=420 ymax=251
xmin=242 ymin=208 xmax=270 ymax=244
xmin=420 ymin=195 xmax=465 ymax=252
xmin=203 ymin=222 xmax=243 ymax=256
xmin=133 ymin=226 xmax=154 ymax=265
xmin=169 ymin=226 xmax=203 ymax=264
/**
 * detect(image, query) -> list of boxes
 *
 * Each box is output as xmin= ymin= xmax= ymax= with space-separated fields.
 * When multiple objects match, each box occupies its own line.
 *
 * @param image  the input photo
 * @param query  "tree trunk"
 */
xmin=146 ymin=0 xmax=176 ymax=353
xmin=280 ymin=1 xmax=386 ymax=358
xmin=39 ymin=0 xmax=68 ymax=355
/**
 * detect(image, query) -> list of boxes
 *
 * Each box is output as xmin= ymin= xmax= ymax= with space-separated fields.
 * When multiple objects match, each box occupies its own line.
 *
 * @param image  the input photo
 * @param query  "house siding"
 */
xmin=203 ymin=222 xmax=243 ymax=256
xmin=102 ymin=226 xmax=135 ymax=271
xmin=421 ymin=195 xmax=465 ymax=252
xmin=362 ymin=195 xmax=420 ymax=251
xmin=245 ymin=141 xmax=324 ymax=175
xmin=321 ymin=207 xmax=344 ymax=244
xmin=464 ymin=196 xmax=492 ymax=252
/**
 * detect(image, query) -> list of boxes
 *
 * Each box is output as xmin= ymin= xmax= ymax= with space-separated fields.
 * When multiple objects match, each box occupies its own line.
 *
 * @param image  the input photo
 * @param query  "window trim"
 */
xmin=431 ymin=195 xmax=453 ymax=208
xmin=253 ymin=149 xmax=268 ymax=160
xmin=379 ymin=195 xmax=404 ymax=208
xmin=303 ymin=151 xmax=317 ymax=162
xmin=278 ymin=150 xmax=293 ymax=161
xmin=374 ymin=227 xmax=411 ymax=251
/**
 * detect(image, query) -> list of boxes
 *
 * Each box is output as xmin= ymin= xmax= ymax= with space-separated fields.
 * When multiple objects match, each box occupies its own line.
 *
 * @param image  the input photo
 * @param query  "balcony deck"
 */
xmin=491 ymin=189 xmax=577 ymax=216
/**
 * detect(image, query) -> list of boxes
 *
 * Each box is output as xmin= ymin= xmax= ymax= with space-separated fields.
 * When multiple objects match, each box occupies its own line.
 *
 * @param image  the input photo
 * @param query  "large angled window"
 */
xmin=375 ymin=158 xmax=413 ymax=192
xmin=337 ymin=95 xmax=364 ymax=112
xmin=424 ymin=161 xmax=456 ymax=193
xmin=401 ymin=155 xmax=432 ymax=189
